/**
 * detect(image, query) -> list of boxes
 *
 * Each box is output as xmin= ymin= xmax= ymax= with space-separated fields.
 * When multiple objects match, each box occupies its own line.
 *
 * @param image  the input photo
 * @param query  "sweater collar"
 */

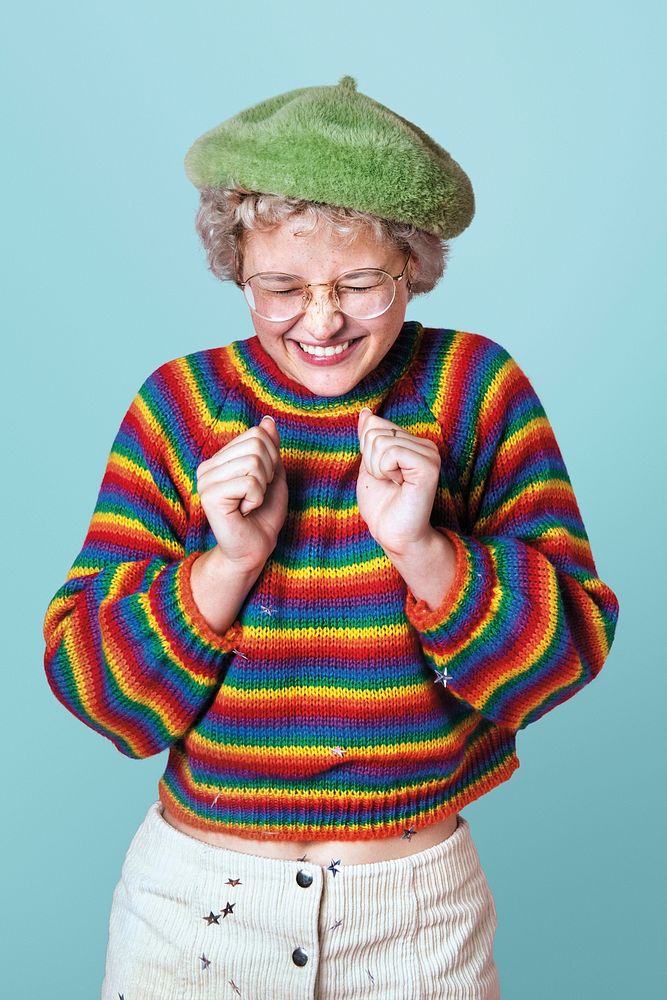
xmin=230 ymin=320 xmax=423 ymax=417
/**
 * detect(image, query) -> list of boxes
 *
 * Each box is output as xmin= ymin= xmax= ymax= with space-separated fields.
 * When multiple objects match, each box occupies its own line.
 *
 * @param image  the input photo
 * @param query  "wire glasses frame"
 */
xmin=236 ymin=252 xmax=412 ymax=322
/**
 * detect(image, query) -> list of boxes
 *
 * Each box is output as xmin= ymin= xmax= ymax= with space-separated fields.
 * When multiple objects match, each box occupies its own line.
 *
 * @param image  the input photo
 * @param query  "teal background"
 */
xmin=3 ymin=1 xmax=664 ymax=996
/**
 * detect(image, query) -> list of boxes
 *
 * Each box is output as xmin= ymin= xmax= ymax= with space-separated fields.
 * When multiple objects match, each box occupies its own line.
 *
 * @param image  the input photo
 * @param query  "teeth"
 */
xmin=298 ymin=341 xmax=351 ymax=357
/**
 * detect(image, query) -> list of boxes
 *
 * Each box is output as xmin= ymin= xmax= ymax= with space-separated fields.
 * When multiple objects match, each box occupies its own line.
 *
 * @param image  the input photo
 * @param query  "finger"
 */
xmin=360 ymin=438 xmax=402 ymax=484
xmin=362 ymin=433 xmax=433 ymax=480
xmin=258 ymin=464 xmax=288 ymax=519
xmin=361 ymin=426 xmax=435 ymax=455
xmin=201 ymin=473 xmax=267 ymax=517
xmin=358 ymin=416 xmax=413 ymax=454
xmin=368 ymin=436 xmax=440 ymax=479
xmin=361 ymin=426 xmax=414 ymax=449
xmin=197 ymin=452 xmax=269 ymax=494
xmin=377 ymin=441 xmax=441 ymax=487
xmin=357 ymin=406 xmax=374 ymax=446
xmin=357 ymin=408 xmax=394 ymax=450
xmin=258 ymin=414 xmax=281 ymax=450
xmin=372 ymin=444 xmax=404 ymax=484
xmin=198 ymin=446 xmax=272 ymax=490
xmin=198 ymin=430 xmax=278 ymax=484
xmin=377 ymin=447 xmax=412 ymax=484
xmin=199 ymin=423 xmax=280 ymax=470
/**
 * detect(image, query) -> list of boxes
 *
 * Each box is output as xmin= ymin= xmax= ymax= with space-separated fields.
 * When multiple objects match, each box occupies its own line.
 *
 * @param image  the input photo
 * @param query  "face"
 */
xmin=239 ymin=217 xmax=411 ymax=397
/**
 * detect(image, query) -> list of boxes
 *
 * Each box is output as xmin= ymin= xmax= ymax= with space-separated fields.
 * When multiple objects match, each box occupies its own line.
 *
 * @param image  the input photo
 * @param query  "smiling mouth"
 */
xmin=297 ymin=340 xmax=353 ymax=358
xmin=289 ymin=337 xmax=364 ymax=367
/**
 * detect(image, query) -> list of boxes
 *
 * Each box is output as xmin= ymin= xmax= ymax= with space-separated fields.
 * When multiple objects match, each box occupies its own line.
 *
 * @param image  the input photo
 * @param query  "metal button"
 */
xmin=292 ymin=947 xmax=309 ymax=966
xmin=296 ymin=869 xmax=313 ymax=888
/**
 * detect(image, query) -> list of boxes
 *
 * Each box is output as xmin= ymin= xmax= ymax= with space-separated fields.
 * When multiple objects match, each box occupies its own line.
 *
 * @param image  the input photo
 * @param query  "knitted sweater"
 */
xmin=43 ymin=321 xmax=620 ymax=841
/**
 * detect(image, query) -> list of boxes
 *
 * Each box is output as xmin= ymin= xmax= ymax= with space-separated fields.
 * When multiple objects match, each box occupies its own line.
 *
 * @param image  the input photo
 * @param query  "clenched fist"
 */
xmin=195 ymin=415 xmax=288 ymax=574
xmin=356 ymin=407 xmax=441 ymax=558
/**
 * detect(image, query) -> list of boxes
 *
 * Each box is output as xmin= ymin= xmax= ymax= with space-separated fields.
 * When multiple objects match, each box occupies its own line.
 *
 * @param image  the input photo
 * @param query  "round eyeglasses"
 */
xmin=237 ymin=253 xmax=411 ymax=322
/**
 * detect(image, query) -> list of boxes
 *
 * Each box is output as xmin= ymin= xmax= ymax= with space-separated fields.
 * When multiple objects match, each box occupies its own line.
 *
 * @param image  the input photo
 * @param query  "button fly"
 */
xmin=296 ymin=869 xmax=313 ymax=888
xmin=292 ymin=947 xmax=309 ymax=966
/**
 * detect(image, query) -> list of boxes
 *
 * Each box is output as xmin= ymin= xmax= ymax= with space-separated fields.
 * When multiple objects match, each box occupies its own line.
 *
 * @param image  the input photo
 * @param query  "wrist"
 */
xmin=189 ymin=546 xmax=264 ymax=638
xmin=385 ymin=528 xmax=457 ymax=610
xmin=382 ymin=526 xmax=447 ymax=564
xmin=196 ymin=545 xmax=265 ymax=587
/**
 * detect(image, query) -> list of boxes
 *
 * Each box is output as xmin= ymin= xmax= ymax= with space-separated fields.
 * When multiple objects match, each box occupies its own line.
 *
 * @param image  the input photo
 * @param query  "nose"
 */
xmin=300 ymin=287 xmax=345 ymax=340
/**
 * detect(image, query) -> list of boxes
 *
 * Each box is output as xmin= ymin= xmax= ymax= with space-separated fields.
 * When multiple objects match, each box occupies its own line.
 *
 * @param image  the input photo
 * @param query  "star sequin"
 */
xmin=228 ymin=980 xmax=242 ymax=996
xmin=203 ymin=910 xmax=221 ymax=925
xmin=222 ymin=901 xmax=236 ymax=917
xmin=295 ymin=854 xmax=308 ymax=862
xmin=226 ymin=877 xmax=242 ymax=887
xmin=330 ymin=746 xmax=346 ymax=757
xmin=118 ymin=994 xmax=124 ymax=999
xmin=211 ymin=792 xmax=222 ymax=807
xmin=367 ymin=968 xmax=376 ymax=985
xmin=330 ymin=918 xmax=343 ymax=930
xmin=327 ymin=858 xmax=342 ymax=877
xmin=402 ymin=827 xmax=417 ymax=840
xmin=200 ymin=953 xmax=211 ymax=970
xmin=260 ymin=605 xmax=275 ymax=616
xmin=433 ymin=667 xmax=451 ymax=687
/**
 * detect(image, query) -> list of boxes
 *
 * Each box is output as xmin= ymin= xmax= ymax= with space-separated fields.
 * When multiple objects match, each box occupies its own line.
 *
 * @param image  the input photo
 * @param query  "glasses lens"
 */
xmin=243 ymin=269 xmax=396 ymax=321
xmin=334 ymin=269 xmax=395 ymax=319
xmin=244 ymin=274 xmax=306 ymax=321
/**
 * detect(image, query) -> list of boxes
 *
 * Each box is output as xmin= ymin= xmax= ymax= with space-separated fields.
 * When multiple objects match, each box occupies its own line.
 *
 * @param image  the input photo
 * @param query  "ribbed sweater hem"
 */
xmin=156 ymin=728 xmax=519 ymax=841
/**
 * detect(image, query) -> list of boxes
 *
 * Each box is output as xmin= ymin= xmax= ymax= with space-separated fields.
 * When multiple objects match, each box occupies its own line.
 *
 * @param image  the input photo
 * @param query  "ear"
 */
xmin=407 ymin=254 xmax=418 ymax=293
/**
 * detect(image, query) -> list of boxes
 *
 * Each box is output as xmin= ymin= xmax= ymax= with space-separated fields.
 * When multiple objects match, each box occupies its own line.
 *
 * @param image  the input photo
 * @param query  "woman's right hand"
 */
xmin=195 ymin=415 xmax=288 ymax=573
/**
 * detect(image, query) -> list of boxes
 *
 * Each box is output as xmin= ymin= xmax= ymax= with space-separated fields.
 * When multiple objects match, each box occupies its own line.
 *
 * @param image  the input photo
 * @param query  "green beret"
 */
xmin=184 ymin=76 xmax=474 ymax=239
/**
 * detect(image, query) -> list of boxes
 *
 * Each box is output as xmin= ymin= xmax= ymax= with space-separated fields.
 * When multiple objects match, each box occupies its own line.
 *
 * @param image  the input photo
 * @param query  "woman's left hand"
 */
xmin=356 ymin=408 xmax=442 ymax=557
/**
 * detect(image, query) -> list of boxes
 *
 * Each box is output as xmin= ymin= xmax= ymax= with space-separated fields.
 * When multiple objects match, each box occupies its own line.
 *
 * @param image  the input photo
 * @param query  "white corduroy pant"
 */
xmin=100 ymin=799 xmax=501 ymax=999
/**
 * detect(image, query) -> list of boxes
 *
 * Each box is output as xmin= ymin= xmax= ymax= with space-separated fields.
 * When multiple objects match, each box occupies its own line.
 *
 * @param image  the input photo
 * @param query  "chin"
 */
xmin=302 ymin=370 xmax=365 ymax=395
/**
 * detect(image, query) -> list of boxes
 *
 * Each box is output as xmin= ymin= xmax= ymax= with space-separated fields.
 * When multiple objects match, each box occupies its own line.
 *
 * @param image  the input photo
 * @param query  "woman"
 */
xmin=43 ymin=77 xmax=619 ymax=999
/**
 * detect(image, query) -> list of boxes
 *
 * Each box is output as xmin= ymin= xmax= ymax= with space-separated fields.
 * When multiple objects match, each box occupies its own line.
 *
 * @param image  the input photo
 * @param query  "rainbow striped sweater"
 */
xmin=43 ymin=321 xmax=620 ymax=841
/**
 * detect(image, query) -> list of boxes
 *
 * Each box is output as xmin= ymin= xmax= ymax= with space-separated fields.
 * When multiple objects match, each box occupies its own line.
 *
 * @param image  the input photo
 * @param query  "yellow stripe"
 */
xmin=103 ymin=565 xmax=217 ymax=700
xmin=107 ymin=453 xmax=186 ymax=526
xmin=90 ymin=512 xmax=183 ymax=557
xmin=189 ymin=719 xmax=478 ymax=760
xmin=177 ymin=357 xmax=217 ymax=433
xmin=134 ymin=391 xmax=191 ymax=497
xmin=476 ymin=480 xmax=573 ymax=536
xmin=431 ymin=551 xmax=563 ymax=708
xmin=65 ymin=566 xmax=98 ymax=581
xmin=108 ymin=451 xmax=155 ymax=490
xmin=430 ymin=330 xmax=461 ymax=421
xmin=62 ymin=628 xmax=123 ymax=739
xmin=493 ymin=414 xmax=551 ymax=463
xmin=213 ymin=682 xmax=427 ymax=703
xmin=268 ymin=554 xmax=392 ymax=581
xmin=486 ymin=354 xmax=515 ymax=409
xmin=241 ymin=622 xmax=409 ymax=642
xmin=229 ymin=343 xmax=389 ymax=417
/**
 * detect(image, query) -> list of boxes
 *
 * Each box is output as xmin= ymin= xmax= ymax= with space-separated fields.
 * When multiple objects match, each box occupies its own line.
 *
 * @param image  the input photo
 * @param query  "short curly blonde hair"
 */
xmin=194 ymin=186 xmax=449 ymax=298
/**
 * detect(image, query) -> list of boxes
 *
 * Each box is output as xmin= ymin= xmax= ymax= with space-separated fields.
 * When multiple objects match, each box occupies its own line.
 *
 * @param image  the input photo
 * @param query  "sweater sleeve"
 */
xmin=405 ymin=340 xmax=620 ymax=733
xmin=42 ymin=364 xmax=240 ymax=759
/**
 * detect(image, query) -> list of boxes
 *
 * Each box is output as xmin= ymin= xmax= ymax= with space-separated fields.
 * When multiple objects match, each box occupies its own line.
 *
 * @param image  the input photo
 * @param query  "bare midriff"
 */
xmin=160 ymin=804 xmax=459 ymax=866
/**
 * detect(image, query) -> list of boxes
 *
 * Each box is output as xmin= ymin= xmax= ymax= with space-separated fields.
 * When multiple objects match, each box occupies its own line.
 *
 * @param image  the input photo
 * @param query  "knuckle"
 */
xmin=246 ymin=474 xmax=265 ymax=494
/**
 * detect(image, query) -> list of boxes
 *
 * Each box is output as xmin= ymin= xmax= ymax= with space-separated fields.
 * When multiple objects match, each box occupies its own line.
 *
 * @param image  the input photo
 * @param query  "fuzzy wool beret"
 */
xmin=184 ymin=76 xmax=474 ymax=239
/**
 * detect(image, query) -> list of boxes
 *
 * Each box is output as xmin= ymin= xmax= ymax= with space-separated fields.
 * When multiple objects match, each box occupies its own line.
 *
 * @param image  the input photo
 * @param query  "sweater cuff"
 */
xmin=404 ymin=527 xmax=475 ymax=630
xmin=148 ymin=552 xmax=242 ymax=667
